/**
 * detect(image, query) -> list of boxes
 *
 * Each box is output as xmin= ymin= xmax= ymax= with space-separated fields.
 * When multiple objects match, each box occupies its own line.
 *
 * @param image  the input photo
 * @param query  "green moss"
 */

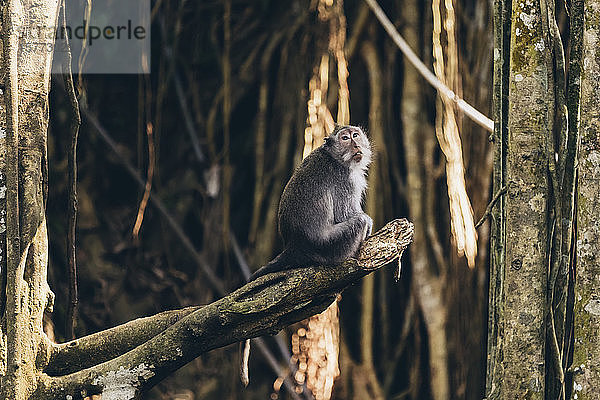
xmin=584 ymin=3 xmax=600 ymax=30
xmin=510 ymin=1 xmax=545 ymax=74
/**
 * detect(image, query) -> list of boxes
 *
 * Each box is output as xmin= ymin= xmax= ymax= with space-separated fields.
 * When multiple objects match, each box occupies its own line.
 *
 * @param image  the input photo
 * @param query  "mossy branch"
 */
xmin=37 ymin=218 xmax=413 ymax=399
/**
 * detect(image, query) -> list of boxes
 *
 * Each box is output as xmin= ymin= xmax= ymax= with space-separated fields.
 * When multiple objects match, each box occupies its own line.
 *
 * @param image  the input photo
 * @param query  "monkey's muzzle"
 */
xmin=352 ymin=151 xmax=363 ymax=162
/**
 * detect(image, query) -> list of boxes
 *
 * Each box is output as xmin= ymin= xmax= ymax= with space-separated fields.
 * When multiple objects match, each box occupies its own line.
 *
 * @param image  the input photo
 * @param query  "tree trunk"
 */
xmin=487 ymin=0 xmax=554 ymax=398
xmin=0 ymin=1 xmax=61 ymax=399
xmin=573 ymin=0 xmax=600 ymax=396
xmin=401 ymin=0 xmax=450 ymax=398
xmin=485 ymin=2 xmax=509 ymax=397
xmin=361 ymin=39 xmax=386 ymax=400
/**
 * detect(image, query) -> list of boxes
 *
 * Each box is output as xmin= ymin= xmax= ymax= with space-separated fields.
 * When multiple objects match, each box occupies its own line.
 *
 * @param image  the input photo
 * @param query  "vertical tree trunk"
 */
xmin=361 ymin=39 xmax=385 ymax=400
xmin=0 ymin=0 xmax=60 ymax=398
xmin=401 ymin=0 xmax=450 ymax=398
xmin=487 ymin=0 xmax=553 ymax=398
xmin=486 ymin=0 xmax=511 ymax=397
xmin=573 ymin=0 xmax=600 ymax=396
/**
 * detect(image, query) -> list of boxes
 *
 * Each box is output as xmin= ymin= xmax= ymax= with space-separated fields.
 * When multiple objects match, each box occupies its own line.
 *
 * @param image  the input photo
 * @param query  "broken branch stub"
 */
xmin=357 ymin=218 xmax=414 ymax=270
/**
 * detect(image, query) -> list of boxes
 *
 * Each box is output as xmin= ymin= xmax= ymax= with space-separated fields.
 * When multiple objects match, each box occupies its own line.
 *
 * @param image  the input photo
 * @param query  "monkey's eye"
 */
xmin=341 ymin=135 xmax=350 ymax=141
xmin=353 ymin=132 xmax=359 ymax=138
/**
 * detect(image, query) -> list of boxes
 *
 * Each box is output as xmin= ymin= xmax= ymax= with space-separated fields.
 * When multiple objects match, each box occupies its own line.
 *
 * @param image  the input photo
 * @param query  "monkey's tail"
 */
xmin=240 ymin=250 xmax=291 ymax=386
xmin=240 ymin=339 xmax=250 ymax=386
xmin=248 ymin=248 xmax=296 ymax=281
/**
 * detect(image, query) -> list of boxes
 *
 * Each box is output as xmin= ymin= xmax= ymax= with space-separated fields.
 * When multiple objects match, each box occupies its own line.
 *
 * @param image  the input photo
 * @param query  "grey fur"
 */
xmin=250 ymin=124 xmax=372 ymax=280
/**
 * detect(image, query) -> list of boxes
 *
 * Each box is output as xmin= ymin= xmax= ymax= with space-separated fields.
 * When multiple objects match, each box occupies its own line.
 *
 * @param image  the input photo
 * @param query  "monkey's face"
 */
xmin=326 ymin=125 xmax=372 ymax=171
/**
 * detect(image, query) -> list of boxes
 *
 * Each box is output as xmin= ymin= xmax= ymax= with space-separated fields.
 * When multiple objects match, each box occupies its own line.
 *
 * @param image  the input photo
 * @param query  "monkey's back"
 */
xmin=277 ymin=146 xmax=358 ymax=246
xmin=249 ymin=125 xmax=371 ymax=280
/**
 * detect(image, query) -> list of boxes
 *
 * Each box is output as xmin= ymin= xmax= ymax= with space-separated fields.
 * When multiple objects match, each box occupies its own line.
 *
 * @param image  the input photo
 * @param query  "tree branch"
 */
xmin=45 ymin=307 xmax=200 ymax=376
xmin=474 ymin=185 xmax=507 ymax=229
xmin=36 ymin=218 xmax=413 ymax=399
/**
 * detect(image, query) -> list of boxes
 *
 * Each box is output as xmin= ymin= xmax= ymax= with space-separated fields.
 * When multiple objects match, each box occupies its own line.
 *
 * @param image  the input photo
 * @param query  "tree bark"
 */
xmin=487 ymin=0 xmax=554 ymax=398
xmin=0 ymin=1 xmax=61 ymax=399
xmin=573 ymin=0 xmax=600 ymax=396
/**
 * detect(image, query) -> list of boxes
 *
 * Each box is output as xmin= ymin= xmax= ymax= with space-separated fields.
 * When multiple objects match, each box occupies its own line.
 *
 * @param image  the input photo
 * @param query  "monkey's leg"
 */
xmin=315 ymin=213 xmax=372 ymax=263
xmin=248 ymin=214 xmax=371 ymax=282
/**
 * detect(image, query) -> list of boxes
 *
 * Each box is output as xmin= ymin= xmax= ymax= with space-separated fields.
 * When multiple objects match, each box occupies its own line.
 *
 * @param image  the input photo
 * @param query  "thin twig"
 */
xmin=345 ymin=2 xmax=369 ymax=59
xmin=562 ymin=0 xmax=583 ymax=383
xmin=230 ymin=232 xmax=252 ymax=280
xmin=253 ymin=337 xmax=305 ymax=400
xmin=132 ymin=121 xmax=155 ymax=239
xmin=548 ymin=0 xmax=570 ymax=373
xmin=132 ymin=20 xmax=155 ymax=239
xmin=363 ymin=0 xmax=494 ymax=132
xmin=76 ymin=0 xmax=92 ymax=102
xmin=383 ymin=294 xmax=415 ymax=394
xmin=222 ymin=0 xmax=233 ymax=258
xmin=59 ymin=0 xmax=82 ymax=340
xmin=475 ymin=186 xmax=507 ymax=229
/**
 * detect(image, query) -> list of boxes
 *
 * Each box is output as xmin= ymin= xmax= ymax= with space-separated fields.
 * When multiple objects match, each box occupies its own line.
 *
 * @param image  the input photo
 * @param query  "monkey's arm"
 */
xmin=303 ymin=186 xmax=372 ymax=263
xmin=313 ymin=213 xmax=373 ymax=262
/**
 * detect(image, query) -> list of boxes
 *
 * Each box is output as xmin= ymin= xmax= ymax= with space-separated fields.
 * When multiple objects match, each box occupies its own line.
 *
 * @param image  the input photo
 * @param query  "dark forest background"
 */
xmin=42 ymin=0 xmax=515 ymax=398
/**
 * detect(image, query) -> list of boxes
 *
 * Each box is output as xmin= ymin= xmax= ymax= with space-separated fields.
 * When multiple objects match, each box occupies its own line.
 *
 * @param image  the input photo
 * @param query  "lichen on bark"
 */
xmin=573 ymin=1 xmax=600 ymax=396
xmin=501 ymin=0 xmax=552 ymax=398
xmin=0 ymin=1 xmax=61 ymax=399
